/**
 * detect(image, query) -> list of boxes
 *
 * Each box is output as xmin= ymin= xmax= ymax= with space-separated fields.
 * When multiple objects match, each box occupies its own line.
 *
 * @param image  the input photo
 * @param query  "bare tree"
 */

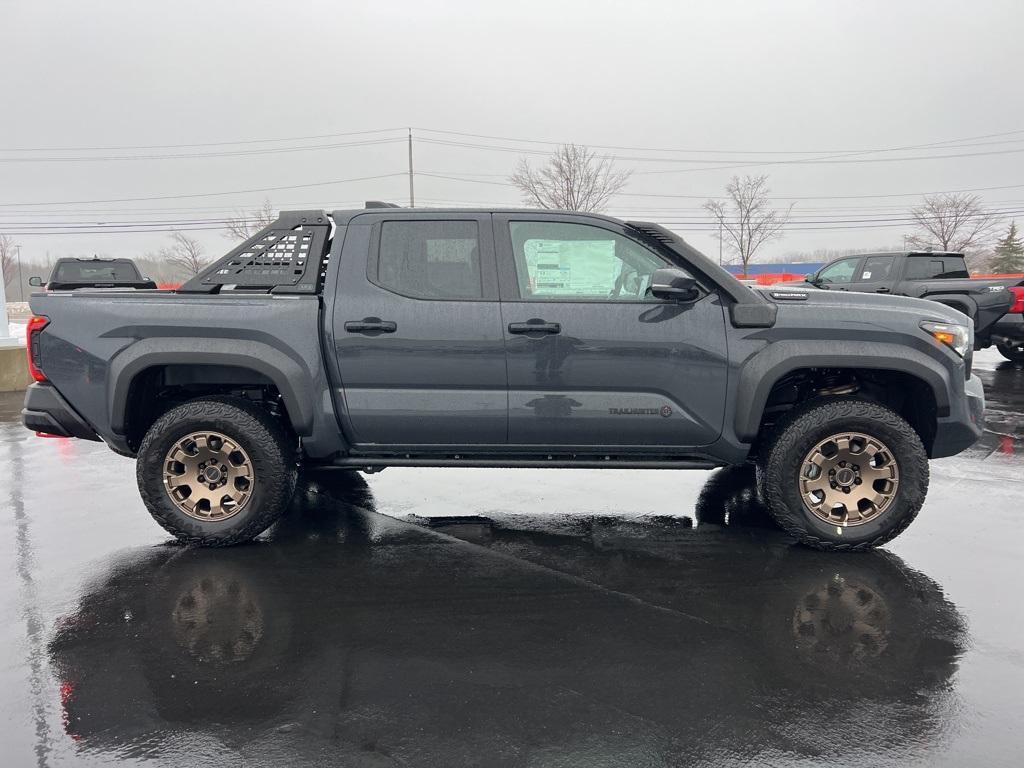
xmin=509 ymin=144 xmax=631 ymax=212
xmin=223 ymin=199 xmax=275 ymax=240
xmin=160 ymin=231 xmax=207 ymax=276
xmin=704 ymin=175 xmax=793 ymax=273
xmin=907 ymin=193 xmax=1002 ymax=253
xmin=0 ymin=233 xmax=18 ymax=287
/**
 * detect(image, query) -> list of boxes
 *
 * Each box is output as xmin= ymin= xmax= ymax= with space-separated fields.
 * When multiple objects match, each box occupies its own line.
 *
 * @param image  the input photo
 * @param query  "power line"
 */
xmin=419 ymin=172 xmax=1024 ymax=201
xmin=416 ymin=137 xmax=1024 ymax=169
xmin=0 ymin=127 xmax=407 ymax=152
xmin=0 ymin=137 xmax=406 ymax=163
xmin=414 ymin=126 xmax=1024 ymax=155
xmin=0 ymin=173 xmax=407 ymax=208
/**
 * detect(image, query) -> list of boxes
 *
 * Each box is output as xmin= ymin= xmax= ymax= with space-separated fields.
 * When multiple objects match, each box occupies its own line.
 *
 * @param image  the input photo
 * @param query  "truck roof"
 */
xmin=852 ymin=251 xmax=965 ymax=259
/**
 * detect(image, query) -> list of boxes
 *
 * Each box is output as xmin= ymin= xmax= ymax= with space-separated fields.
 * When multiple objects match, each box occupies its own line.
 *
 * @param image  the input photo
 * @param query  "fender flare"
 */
xmin=734 ymin=340 xmax=954 ymax=442
xmin=922 ymin=292 xmax=977 ymax=320
xmin=108 ymin=337 xmax=314 ymax=436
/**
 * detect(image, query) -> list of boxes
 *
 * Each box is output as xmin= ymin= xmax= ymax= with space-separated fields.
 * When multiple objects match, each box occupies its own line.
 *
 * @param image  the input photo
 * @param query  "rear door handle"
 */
xmin=344 ymin=319 xmax=397 ymax=333
xmin=875 ymin=287 xmax=890 ymax=293
xmin=508 ymin=320 xmax=561 ymax=335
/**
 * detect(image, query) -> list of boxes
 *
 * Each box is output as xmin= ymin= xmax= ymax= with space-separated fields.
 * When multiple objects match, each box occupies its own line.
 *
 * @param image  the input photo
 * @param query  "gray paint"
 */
xmin=26 ymin=208 xmax=984 ymax=466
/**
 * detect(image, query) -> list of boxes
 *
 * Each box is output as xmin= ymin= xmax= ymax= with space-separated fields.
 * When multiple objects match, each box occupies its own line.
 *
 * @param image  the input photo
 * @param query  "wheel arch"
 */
xmin=109 ymin=338 xmax=315 ymax=441
xmin=735 ymin=341 xmax=952 ymax=445
xmin=924 ymin=293 xmax=976 ymax=320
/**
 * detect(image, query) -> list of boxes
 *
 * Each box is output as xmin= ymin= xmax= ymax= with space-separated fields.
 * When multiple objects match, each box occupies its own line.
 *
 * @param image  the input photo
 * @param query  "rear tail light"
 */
xmin=1009 ymin=286 xmax=1024 ymax=314
xmin=26 ymin=315 xmax=49 ymax=382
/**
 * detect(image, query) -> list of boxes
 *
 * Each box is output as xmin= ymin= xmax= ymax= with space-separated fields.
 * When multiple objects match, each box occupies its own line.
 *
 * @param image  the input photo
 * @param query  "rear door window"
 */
xmin=376 ymin=220 xmax=483 ymax=299
xmin=857 ymin=256 xmax=895 ymax=282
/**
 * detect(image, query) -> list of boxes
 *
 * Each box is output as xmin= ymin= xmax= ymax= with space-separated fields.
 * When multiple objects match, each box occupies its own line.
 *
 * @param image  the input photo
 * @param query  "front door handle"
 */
xmin=344 ymin=318 xmax=397 ymax=333
xmin=508 ymin=320 xmax=561 ymax=335
xmin=875 ymin=287 xmax=890 ymax=293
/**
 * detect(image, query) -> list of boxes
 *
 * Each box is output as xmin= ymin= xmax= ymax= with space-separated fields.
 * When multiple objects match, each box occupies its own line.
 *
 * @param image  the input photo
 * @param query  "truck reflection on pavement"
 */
xmin=49 ymin=468 xmax=966 ymax=766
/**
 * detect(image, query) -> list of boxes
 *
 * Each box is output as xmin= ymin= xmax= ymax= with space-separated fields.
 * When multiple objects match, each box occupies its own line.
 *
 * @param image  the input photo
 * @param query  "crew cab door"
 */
xmin=494 ymin=213 xmax=729 ymax=448
xmin=329 ymin=213 xmax=506 ymax=447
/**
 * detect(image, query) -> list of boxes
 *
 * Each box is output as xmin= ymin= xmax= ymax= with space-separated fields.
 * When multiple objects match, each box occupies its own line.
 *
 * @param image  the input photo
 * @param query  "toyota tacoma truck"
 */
xmin=791 ymin=250 xmax=1024 ymax=360
xmin=21 ymin=206 xmax=986 ymax=551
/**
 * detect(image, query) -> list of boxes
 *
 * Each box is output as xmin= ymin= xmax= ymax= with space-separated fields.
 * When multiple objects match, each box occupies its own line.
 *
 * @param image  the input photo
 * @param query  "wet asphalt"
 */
xmin=0 ymin=350 xmax=1022 ymax=767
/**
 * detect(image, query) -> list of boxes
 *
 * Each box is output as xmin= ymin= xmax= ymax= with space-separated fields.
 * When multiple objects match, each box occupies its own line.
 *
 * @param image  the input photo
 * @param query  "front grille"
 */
xmin=964 ymin=347 xmax=973 ymax=379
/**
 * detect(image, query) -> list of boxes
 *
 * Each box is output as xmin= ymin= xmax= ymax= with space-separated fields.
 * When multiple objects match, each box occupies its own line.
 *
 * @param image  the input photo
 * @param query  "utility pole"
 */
xmin=407 ymin=128 xmax=415 ymax=208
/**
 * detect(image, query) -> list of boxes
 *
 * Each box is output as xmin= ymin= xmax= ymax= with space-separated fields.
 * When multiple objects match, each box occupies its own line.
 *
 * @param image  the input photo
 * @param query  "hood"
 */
xmin=755 ymin=286 xmax=970 ymax=327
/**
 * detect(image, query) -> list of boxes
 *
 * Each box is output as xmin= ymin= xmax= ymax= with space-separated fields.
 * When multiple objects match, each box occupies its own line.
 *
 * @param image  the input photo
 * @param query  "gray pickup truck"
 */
xmin=792 ymin=251 xmax=1024 ymax=360
xmin=21 ymin=207 xmax=985 ymax=551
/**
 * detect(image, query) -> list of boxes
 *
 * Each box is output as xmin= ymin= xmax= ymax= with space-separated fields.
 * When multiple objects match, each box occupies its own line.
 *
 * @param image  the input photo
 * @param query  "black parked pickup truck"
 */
xmin=22 ymin=207 xmax=986 ymax=551
xmin=793 ymin=251 xmax=1024 ymax=361
xmin=29 ymin=257 xmax=158 ymax=292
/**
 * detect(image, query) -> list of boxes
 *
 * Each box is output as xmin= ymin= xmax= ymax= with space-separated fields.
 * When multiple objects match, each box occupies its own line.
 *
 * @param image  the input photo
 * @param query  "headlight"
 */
xmin=920 ymin=321 xmax=970 ymax=357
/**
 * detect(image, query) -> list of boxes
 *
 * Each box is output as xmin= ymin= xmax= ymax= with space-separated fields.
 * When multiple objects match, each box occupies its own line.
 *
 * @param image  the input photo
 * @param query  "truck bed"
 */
xmin=27 ymin=290 xmax=343 ymax=458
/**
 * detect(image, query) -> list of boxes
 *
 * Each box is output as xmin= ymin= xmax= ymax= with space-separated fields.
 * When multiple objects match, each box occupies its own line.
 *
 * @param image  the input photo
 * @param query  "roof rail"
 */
xmin=364 ymin=200 xmax=402 ymax=209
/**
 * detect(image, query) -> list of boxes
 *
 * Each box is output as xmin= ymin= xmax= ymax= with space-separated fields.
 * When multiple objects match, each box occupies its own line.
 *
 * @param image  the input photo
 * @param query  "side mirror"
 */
xmin=28 ymin=276 xmax=43 ymax=287
xmin=804 ymin=273 xmax=816 ymax=284
xmin=650 ymin=268 xmax=699 ymax=301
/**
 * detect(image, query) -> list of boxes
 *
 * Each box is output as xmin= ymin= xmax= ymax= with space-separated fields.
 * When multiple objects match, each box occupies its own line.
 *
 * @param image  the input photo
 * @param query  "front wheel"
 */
xmin=757 ymin=399 xmax=929 ymax=552
xmin=997 ymin=342 xmax=1024 ymax=363
xmin=137 ymin=397 xmax=298 ymax=546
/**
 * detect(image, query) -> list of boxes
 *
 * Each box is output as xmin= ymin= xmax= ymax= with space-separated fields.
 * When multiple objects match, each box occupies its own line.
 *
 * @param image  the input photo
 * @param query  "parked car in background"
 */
xmin=29 ymin=257 xmax=157 ymax=291
xmin=783 ymin=251 xmax=1024 ymax=360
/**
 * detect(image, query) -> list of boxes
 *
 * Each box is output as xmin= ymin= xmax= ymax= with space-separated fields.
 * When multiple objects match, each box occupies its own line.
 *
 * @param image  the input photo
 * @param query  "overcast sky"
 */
xmin=2 ymin=0 xmax=1023 ymax=267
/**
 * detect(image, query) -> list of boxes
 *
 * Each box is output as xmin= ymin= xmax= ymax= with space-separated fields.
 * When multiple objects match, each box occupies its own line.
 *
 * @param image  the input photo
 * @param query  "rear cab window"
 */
xmin=905 ymin=255 xmax=969 ymax=280
xmin=53 ymin=261 xmax=141 ymax=282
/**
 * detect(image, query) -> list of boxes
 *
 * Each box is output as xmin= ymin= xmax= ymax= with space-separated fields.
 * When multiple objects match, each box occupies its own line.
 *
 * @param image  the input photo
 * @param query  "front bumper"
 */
xmin=930 ymin=373 xmax=985 ymax=459
xmin=22 ymin=382 xmax=101 ymax=441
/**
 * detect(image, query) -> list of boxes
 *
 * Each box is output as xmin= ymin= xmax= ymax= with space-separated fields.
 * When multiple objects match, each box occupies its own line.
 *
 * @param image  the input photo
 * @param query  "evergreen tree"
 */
xmin=989 ymin=221 xmax=1024 ymax=274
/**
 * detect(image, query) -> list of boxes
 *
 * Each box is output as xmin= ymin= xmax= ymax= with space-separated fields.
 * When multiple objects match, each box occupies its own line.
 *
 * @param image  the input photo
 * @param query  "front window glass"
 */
xmin=816 ymin=258 xmax=859 ymax=284
xmin=509 ymin=221 xmax=665 ymax=300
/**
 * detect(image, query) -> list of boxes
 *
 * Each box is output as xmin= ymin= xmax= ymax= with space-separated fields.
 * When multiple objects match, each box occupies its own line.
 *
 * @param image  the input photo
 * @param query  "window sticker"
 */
xmin=524 ymin=239 xmax=620 ymax=296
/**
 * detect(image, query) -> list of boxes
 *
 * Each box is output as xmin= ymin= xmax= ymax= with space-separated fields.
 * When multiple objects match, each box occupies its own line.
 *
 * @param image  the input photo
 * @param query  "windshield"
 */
xmin=52 ymin=261 xmax=142 ymax=283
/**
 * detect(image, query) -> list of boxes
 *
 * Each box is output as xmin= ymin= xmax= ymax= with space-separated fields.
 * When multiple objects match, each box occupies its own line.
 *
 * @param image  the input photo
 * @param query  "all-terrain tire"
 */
xmin=756 ymin=398 xmax=929 ymax=552
xmin=997 ymin=342 xmax=1024 ymax=363
xmin=137 ymin=396 xmax=298 ymax=546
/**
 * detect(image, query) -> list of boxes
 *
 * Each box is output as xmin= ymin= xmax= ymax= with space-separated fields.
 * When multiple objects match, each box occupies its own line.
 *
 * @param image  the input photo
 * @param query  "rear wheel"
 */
xmin=137 ymin=397 xmax=297 ymax=546
xmin=757 ymin=399 xmax=929 ymax=551
xmin=997 ymin=341 xmax=1024 ymax=362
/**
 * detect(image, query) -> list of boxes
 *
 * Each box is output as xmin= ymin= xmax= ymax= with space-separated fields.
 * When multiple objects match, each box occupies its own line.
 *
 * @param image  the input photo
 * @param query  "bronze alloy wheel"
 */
xmin=799 ymin=431 xmax=900 ymax=526
xmin=162 ymin=431 xmax=255 ymax=521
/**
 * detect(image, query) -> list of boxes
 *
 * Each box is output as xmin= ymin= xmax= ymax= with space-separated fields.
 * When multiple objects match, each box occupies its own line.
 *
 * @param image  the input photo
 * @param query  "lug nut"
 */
xmin=854 ymin=478 xmax=862 ymax=485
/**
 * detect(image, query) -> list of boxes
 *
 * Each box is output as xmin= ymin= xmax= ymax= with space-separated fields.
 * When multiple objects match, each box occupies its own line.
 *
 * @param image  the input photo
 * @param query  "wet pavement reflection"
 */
xmin=0 ymin=349 xmax=1022 ymax=767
